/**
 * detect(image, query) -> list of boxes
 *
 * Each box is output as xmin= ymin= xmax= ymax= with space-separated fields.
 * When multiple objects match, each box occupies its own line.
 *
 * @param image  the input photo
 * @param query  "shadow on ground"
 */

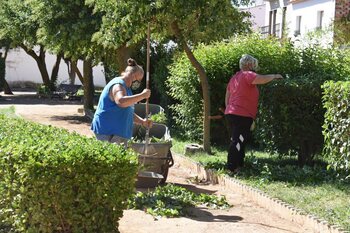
xmin=186 ymin=207 xmax=243 ymax=223
xmin=51 ymin=115 xmax=91 ymax=124
xmin=0 ymin=92 xmax=82 ymax=105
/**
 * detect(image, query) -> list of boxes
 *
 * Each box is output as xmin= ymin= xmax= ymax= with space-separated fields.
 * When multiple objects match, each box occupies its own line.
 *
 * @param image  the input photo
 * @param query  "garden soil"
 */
xmin=0 ymin=92 xmax=314 ymax=233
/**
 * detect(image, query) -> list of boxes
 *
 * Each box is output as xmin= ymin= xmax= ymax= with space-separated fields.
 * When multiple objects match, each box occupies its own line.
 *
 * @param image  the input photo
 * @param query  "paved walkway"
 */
xmin=0 ymin=92 xmax=314 ymax=233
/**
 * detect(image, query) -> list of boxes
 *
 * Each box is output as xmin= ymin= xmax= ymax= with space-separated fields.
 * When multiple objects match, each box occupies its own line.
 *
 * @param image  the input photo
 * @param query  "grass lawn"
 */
xmin=171 ymin=137 xmax=350 ymax=231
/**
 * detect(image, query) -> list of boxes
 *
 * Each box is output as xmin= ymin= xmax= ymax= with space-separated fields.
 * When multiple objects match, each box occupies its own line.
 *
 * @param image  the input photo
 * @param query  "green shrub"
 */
xmin=322 ymin=81 xmax=350 ymax=173
xmin=150 ymin=42 xmax=177 ymax=106
xmin=0 ymin=115 xmax=138 ymax=233
xmin=167 ymin=35 xmax=299 ymax=142
xmin=166 ymin=35 xmax=350 ymax=157
xmin=255 ymin=75 xmax=325 ymax=164
xmin=36 ymin=84 xmax=51 ymax=96
xmin=296 ymin=44 xmax=350 ymax=80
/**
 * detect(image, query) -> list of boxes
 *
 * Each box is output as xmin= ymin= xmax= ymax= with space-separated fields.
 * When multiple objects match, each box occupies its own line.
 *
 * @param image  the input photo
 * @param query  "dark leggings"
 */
xmin=225 ymin=114 xmax=253 ymax=171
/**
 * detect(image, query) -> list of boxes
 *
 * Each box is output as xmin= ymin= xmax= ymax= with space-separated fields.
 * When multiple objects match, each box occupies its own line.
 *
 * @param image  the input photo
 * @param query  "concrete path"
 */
xmin=0 ymin=92 xmax=314 ymax=233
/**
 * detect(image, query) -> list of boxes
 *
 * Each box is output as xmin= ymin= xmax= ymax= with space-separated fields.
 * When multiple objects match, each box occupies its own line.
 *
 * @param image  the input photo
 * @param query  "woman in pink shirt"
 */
xmin=225 ymin=54 xmax=283 ymax=173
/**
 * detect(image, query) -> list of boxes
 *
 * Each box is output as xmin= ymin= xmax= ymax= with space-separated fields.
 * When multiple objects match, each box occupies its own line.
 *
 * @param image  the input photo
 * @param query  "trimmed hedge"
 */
xmin=167 ymin=35 xmax=294 ymax=141
xmin=322 ymin=81 xmax=350 ymax=173
xmin=166 ymin=35 xmax=350 ymax=160
xmin=0 ymin=115 xmax=138 ymax=233
xmin=255 ymin=75 xmax=325 ymax=164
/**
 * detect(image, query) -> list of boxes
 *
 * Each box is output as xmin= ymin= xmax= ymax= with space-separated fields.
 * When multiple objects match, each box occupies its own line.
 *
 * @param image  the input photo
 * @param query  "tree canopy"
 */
xmin=0 ymin=0 xmax=253 ymax=146
xmin=28 ymin=0 xmax=103 ymax=62
xmin=89 ymin=0 xmax=251 ymax=152
xmin=90 ymin=0 xmax=251 ymax=48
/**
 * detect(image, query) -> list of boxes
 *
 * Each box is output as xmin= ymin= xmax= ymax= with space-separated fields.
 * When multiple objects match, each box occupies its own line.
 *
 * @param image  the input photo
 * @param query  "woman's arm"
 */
xmin=111 ymin=84 xmax=150 ymax=108
xmin=252 ymin=74 xmax=283 ymax=85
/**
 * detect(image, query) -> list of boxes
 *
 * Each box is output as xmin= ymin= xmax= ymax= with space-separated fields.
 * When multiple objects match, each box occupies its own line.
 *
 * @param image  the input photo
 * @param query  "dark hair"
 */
xmin=127 ymin=58 xmax=137 ymax=67
xmin=124 ymin=58 xmax=144 ymax=76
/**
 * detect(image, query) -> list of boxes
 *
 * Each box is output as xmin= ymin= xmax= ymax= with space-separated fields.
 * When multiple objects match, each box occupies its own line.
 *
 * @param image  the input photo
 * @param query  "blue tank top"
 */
xmin=91 ymin=77 xmax=134 ymax=139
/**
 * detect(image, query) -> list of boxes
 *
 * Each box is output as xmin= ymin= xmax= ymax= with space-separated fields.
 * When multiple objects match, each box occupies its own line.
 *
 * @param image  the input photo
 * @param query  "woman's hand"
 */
xmin=141 ymin=89 xmax=151 ymax=99
xmin=274 ymin=74 xmax=283 ymax=79
xmin=142 ymin=118 xmax=153 ymax=128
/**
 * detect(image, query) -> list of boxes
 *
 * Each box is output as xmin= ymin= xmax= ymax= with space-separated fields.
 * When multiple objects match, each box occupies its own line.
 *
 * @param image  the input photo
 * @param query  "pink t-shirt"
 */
xmin=225 ymin=70 xmax=259 ymax=119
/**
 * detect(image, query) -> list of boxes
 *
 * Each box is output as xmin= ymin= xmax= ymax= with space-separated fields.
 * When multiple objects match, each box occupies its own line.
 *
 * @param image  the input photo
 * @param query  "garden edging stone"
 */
xmin=173 ymin=152 xmax=348 ymax=233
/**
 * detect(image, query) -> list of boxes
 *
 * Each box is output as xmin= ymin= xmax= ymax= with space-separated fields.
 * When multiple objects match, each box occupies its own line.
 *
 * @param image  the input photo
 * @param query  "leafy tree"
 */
xmin=90 ymin=0 xmax=251 ymax=152
xmin=28 ymin=0 xmax=104 ymax=110
xmin=0 ymin=0 xmax=62 ymax=90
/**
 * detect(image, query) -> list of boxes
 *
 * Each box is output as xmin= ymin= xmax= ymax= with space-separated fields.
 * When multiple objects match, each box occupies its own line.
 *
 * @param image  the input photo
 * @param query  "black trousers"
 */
xmin=225 ymin=114 xmax=253 ymax=171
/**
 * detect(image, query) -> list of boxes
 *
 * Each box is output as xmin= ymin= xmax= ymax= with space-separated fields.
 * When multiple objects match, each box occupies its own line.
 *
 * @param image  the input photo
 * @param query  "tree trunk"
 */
xmin=71 ymin=60 xmax=84 ymax=84
xmin=3 ymin=79 xmax=13 ymax=95
xmin=298 ymin=140 xmax=314 ymax=167
xmin=116 ymin=44 xmax=131 ymax=74
xmin=50 ymin=53 xmax=63 ymax=90
xmin=83 ymin=59 xmax=94 ymax=111
xmin=170 ymin=21 xmax=211 ymax=153
xmin=21 ymin=44 xmax=51 ymax=89
xmin=64 ymin=58 xmax=76 ymax=85
xmin=1 ymin=47 xmax=13 ymax=95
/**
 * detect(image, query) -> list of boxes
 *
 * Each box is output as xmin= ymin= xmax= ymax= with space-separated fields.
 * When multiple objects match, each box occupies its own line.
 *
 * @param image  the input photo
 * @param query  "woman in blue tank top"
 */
xmin=91 ymin=58 xmax=152 ymax=147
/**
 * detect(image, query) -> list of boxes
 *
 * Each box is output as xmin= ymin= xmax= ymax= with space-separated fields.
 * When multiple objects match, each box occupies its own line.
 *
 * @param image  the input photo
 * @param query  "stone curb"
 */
xmin=173 ymin=153 xmax=348 ymax=233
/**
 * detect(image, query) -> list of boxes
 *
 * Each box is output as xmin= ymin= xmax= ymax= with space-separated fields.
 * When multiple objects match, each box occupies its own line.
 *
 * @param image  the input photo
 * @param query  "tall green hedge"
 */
xmin=255 ymin=75 xmax=325 ymax=164
xmin=0 ymin=115 xmax=138 ymax=233
xmin=322 ymin=81 xmax=350 ymax=173
xmin=166 ymin=35 xmax=350 ymax=159
xmin=167 ymin=35 xmax=296 ymax=141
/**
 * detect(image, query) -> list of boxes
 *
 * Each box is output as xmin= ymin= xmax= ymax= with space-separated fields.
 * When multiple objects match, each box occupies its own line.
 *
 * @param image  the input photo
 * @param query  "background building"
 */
xmin=241 ymin=0 xmax=267 ymax=32
xmin=246 ymin=0 xmax=349 ymax=46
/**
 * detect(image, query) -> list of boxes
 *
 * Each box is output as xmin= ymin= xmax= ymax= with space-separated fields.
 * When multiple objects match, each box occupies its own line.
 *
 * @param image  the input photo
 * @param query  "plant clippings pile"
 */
xmin=150 ymin=112 xmax=167 ymax=124
xmin=128 ymin=184 xmax=231 ymax=217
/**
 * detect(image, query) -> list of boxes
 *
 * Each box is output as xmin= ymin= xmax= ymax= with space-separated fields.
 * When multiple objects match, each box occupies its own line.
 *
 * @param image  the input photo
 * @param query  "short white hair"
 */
xmin=239 ymin=54 xmax=258 ymax=71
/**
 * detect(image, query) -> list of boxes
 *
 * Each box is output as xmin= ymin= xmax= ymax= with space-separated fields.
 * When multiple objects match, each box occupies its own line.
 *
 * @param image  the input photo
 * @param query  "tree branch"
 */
xmin=3 ymin=46 xmax=9 ymax=60
xmin=71 ymin=60 xmax=84 ymax=84
xmin=20 ymin=44 xmax=39 ymax=60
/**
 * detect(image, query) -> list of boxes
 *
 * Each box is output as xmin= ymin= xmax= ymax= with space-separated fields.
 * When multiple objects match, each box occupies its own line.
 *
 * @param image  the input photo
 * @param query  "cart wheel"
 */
xmin=159 ymin=150 xmax=173 ymax=184
xmin=167 ymin=150 xmax=174 ymax=167
xmin=159 ymin=164 xmax=169 ymax=185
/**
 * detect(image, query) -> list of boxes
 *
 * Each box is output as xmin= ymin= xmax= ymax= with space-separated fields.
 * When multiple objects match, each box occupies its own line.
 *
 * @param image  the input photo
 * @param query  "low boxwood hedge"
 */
xmin=0 ymin=115 xmax=138 ymax=233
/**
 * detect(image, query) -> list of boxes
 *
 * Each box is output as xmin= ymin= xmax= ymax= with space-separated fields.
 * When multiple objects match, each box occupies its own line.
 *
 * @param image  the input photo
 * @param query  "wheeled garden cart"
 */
xmin=130 ymin=103 xmax=174 ymax=188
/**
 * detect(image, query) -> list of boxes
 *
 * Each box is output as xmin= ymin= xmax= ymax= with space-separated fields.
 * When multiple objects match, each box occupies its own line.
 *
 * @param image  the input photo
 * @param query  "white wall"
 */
xmin=243 ymin=3 xmax=267 ymax=31
xmin=264 ymin=0 xmax=285 ymax=38
xmin=264 ymin=0 xmax=336 ymax=45
xmin=286 ymin=0 xmax=335 ymax=41
xmin=4 ymin=47 xmax=106 ymax=88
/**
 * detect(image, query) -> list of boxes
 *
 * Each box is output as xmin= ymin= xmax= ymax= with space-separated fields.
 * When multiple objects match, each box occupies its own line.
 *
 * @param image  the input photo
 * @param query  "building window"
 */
xmin=316 ymin=11 xmax=324 ymax=30
xmin=269 ymin=10 xmax=278 ymax=36
xmin=295 ymin=15 xmax=302 ymax=36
